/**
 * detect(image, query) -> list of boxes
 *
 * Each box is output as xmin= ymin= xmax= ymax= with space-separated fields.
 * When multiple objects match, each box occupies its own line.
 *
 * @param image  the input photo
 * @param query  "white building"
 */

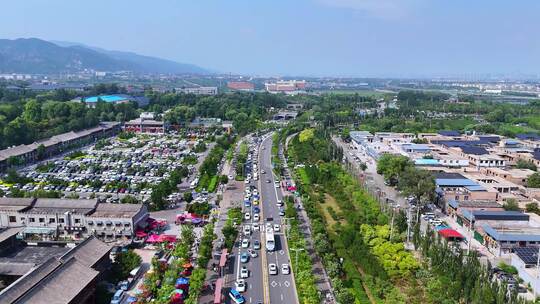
xmin=177 ymin=87 xmax=218 ymax=95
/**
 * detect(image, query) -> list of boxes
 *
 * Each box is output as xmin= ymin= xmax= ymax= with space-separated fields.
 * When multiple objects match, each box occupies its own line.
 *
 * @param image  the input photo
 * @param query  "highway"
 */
xmin=227 ymin=133 xmax=298 ymax=304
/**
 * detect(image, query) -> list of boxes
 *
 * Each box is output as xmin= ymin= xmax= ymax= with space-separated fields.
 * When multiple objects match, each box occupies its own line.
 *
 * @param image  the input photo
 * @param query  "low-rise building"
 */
xmin=177 ymin=86 xmax=218 ymax=95
xmin=0 ymin=198 xmax=148 ymax=243
xmin=0 ymin=235 xmax=111 ymax=304
xmin=0 ymin=122 xmax=120 ymax=172
xmin=227 ymin=81 xmax=255 ymax=91
xmin=482 ymin=168 xmax=535 ymax=186
xmin=124 ymin=118 xmax=166 ymax=134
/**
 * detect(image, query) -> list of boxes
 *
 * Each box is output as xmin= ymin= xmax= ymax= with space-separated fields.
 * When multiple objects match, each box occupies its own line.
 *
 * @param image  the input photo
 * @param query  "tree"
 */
xmin=397 ymin=167 xmax=436 ymax=221
xmin=526 ymin=202 xmax=540 ymax=214
xmin=112 ymin=250 xmax=142 ymax=281
xmin=121 ymin=195 xmax=139 ymax=204
xmin=36 ymin=144 xmax=46 ymax=160
xmin=527 ymin=172 xmax=540 ymax=188
xmin=376 ymin=154 xmax=412 ymax=181
xmin=516 ymin=159 xmax=537 ymax=171
xmin=502 ymin=199 xmax=520 ymax=211
xmin=183 ymin=191 xmax=193 ymax=203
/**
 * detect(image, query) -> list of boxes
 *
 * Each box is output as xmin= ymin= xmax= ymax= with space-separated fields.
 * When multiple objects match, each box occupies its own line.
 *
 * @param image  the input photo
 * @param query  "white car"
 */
xmin=244 ymin=213 xmax=251 ymax=221
xmin=235 ymin=279 xmax=246 ymax=292
xmin=268 ymin=263 xmax=278 ymax=275
xmin=240 ymin=266 xmax=249 ymax=278
xmin=275 ymin=182 xmax=280 ymax=188
xmin=243 ymin=225 xmax=251 ymax=236
xmin=273 ymin=224 xmax=280 ymax=232
xmin=241 ymin=239 xmax=250 ymax=248
xmin=276 ymin=200 xmax=283 ymax=207
xmin=253 ymin=213 xmax=260 ymax=222
xmin=252 ymin=223 xmax=260 ymax=231
xmin=248 ymin=249 xmax=258 ymax=258
xmin=281 ymin=264 xmax=290 ymax=275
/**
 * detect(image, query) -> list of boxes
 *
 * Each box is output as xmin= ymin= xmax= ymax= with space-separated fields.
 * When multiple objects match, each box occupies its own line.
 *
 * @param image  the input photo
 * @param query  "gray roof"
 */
xmin=90 ymin=203 xmax=144 ymax=218
xmin=60 ymin=236 xmax=110 ymax=268
xmin=0 ymin=198 xmax=35 ymax=212
xmin=0 ymin=258 xmax=62 ymax=303
xmin=12 ymin=257 xmax=98 ymax=304
xmin=0 ymin=262 xmax=34 ymax=276
xmin=28 ymin=199 xmax=98 ymax=214
xmin=0 ymin=227 xmax=24 ymax=243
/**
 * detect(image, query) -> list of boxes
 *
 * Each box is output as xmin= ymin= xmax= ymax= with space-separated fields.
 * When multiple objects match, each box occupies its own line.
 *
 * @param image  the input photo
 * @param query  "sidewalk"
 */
xmin=198 ymin=141 xmax=244 ymax=304
xmin=281 ymin=137 xmax=336 ymax=304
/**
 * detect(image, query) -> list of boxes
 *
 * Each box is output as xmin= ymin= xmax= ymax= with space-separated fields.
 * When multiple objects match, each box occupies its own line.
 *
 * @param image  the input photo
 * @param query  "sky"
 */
xmin=0 ymin=0 xmax=539 ymax=77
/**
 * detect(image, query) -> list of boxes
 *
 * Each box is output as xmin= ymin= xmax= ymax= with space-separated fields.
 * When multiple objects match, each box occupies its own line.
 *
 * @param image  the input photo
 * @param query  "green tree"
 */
xmin=111 ymin=250 xmax=142 ymax=281
xmin=527 ymin=172 xmax=540 ymax=188
xmin=516 ymin=159 xmax=537 ymax=171
xmin=502 ymin=199 xmax=520 ymax=211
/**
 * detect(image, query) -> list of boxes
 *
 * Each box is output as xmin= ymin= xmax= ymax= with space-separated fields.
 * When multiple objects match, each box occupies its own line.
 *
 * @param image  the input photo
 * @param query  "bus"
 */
xmin=265 ymin=227 xmax=275 ymax=251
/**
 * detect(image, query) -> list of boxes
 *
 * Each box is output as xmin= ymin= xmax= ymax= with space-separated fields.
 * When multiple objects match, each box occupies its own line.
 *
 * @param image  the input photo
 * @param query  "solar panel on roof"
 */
xmin=514 ymin=247 xmax=540 ymax=265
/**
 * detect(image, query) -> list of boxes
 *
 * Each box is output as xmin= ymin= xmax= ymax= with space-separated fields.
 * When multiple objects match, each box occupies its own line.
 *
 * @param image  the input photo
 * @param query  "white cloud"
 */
xmin=317 ymin=0 xmax=416 ymax=19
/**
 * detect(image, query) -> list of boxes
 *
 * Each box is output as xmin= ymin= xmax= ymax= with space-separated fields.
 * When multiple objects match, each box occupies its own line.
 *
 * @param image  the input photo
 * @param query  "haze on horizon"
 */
xmin=0 ymin=0 xmax=539 ymax=78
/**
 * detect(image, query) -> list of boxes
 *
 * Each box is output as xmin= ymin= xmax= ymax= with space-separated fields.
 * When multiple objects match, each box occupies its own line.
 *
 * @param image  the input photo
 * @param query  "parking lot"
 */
xmin=2 ymin=133 xmax=209 ymax=204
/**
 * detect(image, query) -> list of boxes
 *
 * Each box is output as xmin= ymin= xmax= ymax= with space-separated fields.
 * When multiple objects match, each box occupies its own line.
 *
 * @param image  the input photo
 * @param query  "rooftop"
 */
xmin=90 ymin=203 xmax=144 ymax=218
xmin=83 ymin=95 xmax=131 ymax=103
xmin=28 ymin=199 xmax=98 ymax=215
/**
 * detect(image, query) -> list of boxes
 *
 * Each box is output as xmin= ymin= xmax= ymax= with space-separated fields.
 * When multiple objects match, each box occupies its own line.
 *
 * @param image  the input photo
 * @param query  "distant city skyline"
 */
xmin=0 ymin=0 xmax=539 ymax=77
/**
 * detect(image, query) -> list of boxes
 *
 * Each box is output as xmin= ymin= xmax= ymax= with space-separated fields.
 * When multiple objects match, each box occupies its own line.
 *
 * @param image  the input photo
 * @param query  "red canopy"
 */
xmin=438 ymin=228 xmax=464 ymax=239
xmin=146 ymin=234 xmax=161 ymax=243
xmin=136 ymin=231 xmax=148 ymax=238
xmin=158 ymin=234 xmax=177 ymax=243
xmin=219 ymin=249 xmax=228 ymax=268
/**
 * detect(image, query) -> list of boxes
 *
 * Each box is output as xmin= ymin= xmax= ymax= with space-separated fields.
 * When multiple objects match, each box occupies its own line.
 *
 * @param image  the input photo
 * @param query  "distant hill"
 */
xmin=0 ymin=38 xmax=209 ymax=74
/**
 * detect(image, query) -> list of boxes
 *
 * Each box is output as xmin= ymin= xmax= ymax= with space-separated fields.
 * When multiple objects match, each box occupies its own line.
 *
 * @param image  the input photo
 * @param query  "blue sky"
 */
xmin=1 ymin=0 xmax=539 ymax=77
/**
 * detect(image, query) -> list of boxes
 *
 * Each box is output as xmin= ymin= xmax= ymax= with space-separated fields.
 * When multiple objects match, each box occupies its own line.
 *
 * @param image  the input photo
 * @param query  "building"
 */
xmin=435 ymin=172 xmax=499 ymax=204
xmin=82 ymin=95 xmax=131 ymax=108
xmin=227 ymin=81 xmax=255 ymax=91
xmin=177 ymin=87 xmax=218 ymax=95
xmin=272 ymin=111 xmax=298 ymax=121
xmin=511 ymin=248 xmax=540 ymax=296
xmin=124 ymin=117 xmax=166 ymax=134
xmin=0 ymin=122 xmax=120 ymax=172
xmin=482 ymin=168 xmax=535 ymax=186
xmin=265 ymin=80 xmax=307 ymax=95
xmin=0 ymin=235 xmax=111 ymax=304
xmin=0 ymin=198 xmax=148 ymax=243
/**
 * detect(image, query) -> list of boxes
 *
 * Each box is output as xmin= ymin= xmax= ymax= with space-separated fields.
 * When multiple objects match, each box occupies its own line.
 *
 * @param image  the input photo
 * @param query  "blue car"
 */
xmin=253 ymin=206 xmax=260 ymax=214
xmin=229 ymin=289 xmax=245 ymax=304
xmin=240 ymin=252 xmax=249 ymax=263
xmin=244 ymin=200 xmax=251 ymax=207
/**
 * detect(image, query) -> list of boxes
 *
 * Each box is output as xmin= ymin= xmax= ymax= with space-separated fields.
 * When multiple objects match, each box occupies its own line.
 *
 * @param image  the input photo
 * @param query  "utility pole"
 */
xmin=406 ymin=205 xmax=411 ymax=245
xmin=389 ymin=206 xmax=396 ymax=241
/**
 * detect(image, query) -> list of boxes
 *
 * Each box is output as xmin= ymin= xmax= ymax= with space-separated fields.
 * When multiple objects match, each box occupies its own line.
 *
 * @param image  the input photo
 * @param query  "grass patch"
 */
xmin=318 ymin=194 xmax=343 ymax=230
xmin=297 ymin=168 xmax=310 ymax=184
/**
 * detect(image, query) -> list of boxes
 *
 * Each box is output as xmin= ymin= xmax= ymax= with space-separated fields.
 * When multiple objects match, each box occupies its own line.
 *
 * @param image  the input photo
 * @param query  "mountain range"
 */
xmin=0 ymin=38 xmax=208 ymax=75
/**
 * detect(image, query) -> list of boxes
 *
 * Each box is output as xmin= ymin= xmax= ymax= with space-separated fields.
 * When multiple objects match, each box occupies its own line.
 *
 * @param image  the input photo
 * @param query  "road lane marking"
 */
xmin=259 ymin=136 xmax=270 ymax=304
xmin=284 ymin=281 xmax=290 ymax=287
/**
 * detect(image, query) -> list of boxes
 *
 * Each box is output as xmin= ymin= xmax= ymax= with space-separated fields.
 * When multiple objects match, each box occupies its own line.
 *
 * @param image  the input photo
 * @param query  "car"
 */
xmin=240 ymin=252 xmax=249 ymax=263
xmin=278 ymin=208 xmax=285 ymax=216
xmin=253 ymin=207 xmax=260 ymax=214
xmin=229 ymin=288 xmax=246 ymax=303
xmin=261 ymin=170 xmax=266 ymax=174
xmin=241 ymin=239 xmax=250 ymax=248
xmin=276 ymin=200 xmax=283 ymax=206
xmin=273 ymin=224 xmax=280 ymax=232
xmin=253 ymin=240 xmax=261 ymax=250
xmin=228 ymin=175 xmax=234 ymax=180
xmin=281 ymin=264 xmax=290 ymax=275
xmin=248 ymin=249 xmax=258 ymax=258
xmin=243 ymin=225 xmax=251 ymax=236
xmin=110 ymin=289 xmax=124 ymax=304
xmin=244 ymin=201 xmax=251 ymax=208
xmin=235 ymin=279 xmax=247 ymax=293
xmin=118 ymin=280 xmax=130 ymax=291
xmin=266 ymin=179 xmax=271 ymax=183
xmin=244 ymin=213 xmax=251 ymax=221
xmin=252 ymin=223 xmax=260 ymax=231
xmin=240 ymin=266 xmax=249 ymax=278
xmin=252 ymin=200 xmax=259 ymax=205
xmin=253 ymin=213 xmax=260 ymax=221
xmin=274 ymin=182 xmax=280 ymax=188
xmin=265 ymin=223 xmax=273 ymax=231
xmin=269 ymin=263 xmax=278 ymax=275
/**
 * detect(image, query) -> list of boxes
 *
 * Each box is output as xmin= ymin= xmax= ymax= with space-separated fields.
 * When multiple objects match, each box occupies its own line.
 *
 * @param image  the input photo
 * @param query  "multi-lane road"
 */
xmin=227 ymin=133 xmax=298 ymax=304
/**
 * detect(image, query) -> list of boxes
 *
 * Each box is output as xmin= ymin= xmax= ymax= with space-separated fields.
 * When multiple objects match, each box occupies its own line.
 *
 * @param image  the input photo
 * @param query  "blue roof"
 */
xmin=414 ymin=158 xmax=439 ymax=166
xmin=460 ymin=146 xmax=488 ymax=155
xmin=517 ymin=133 xmax=540 ymax=141
xmin=463 ymin=210 xmax=528 ymax=222
xmin=402 ymin=144 xmax=431 ymax=151
xmin=483 ymin=223 xmax=540 ymax=242
xmin=448 ymin=199 xmax=459 ymax=209
xmin=84 ymin=95 xmax=130 ymax=103
xmin=438 ymin=130 xmax=460 ymax=137
xmin=436 ymin=178 xmax=478 ymax=187
xmin=431 ymin=140 xmax=487 ymax=147
xmin=464 ymin=185 xmax=486 ymax=191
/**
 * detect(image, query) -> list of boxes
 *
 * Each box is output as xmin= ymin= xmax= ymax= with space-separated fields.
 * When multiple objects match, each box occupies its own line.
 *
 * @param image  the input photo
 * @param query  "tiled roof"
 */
xmin=60 ymin=236 xmax=110 ymax=268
